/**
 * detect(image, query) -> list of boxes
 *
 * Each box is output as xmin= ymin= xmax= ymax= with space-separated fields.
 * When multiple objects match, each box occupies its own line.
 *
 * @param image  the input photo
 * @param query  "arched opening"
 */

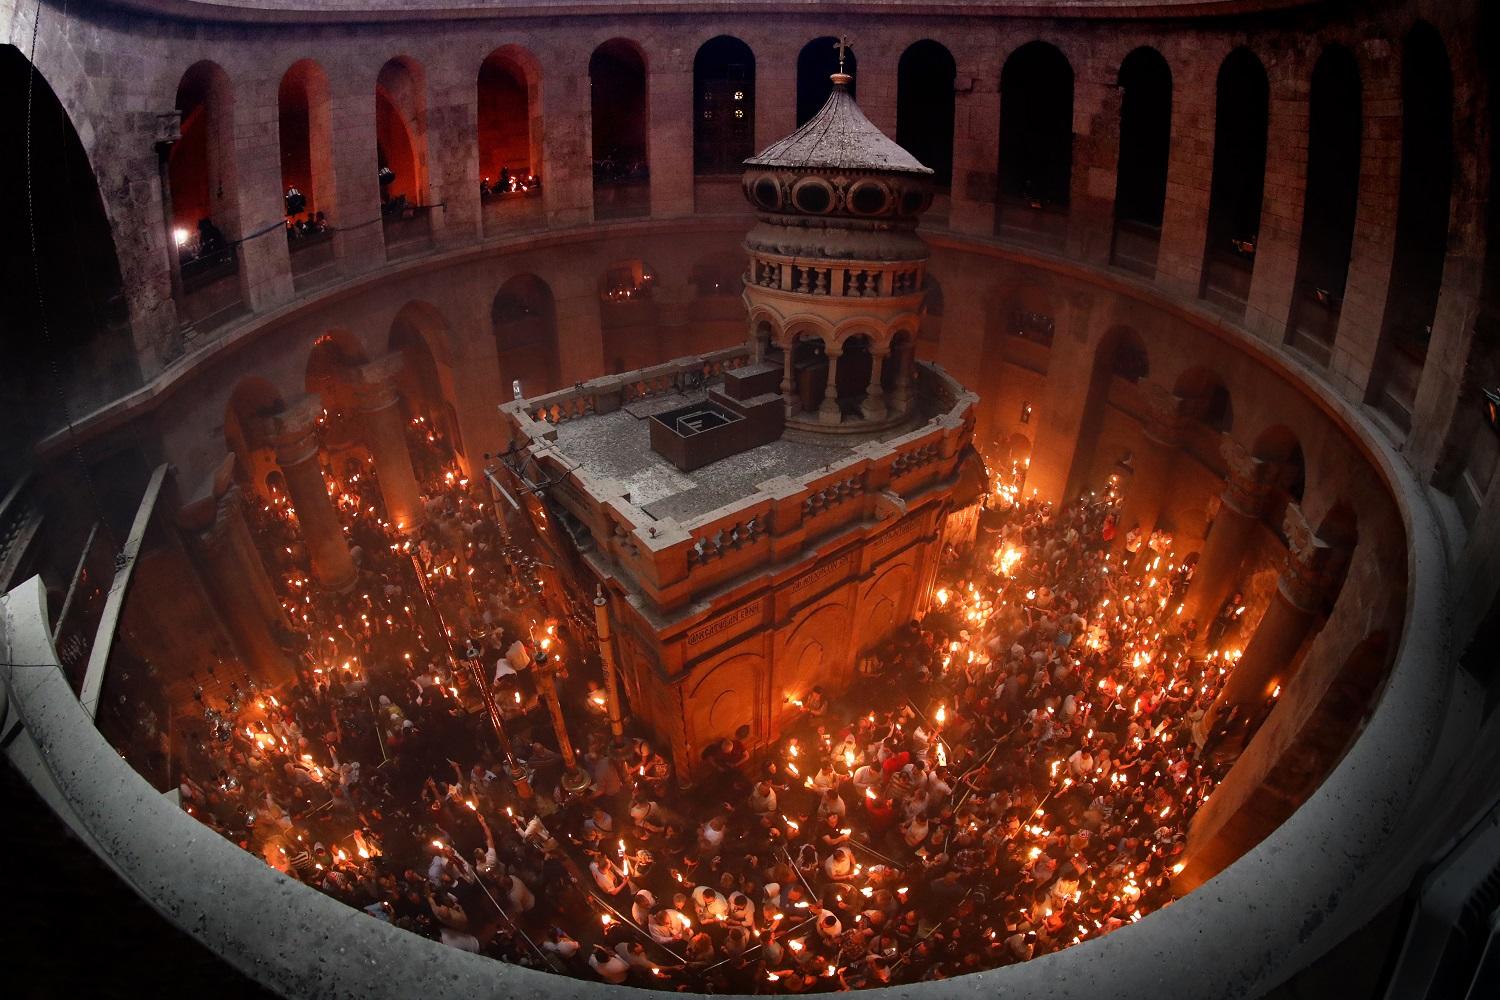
xmin=598 ymin=260 xmax=661 ymax=372
xmin=995 ymin=41 xmax=1074 ymax=246
xmin=590 ymin=39 xmax=650 ymax=220
xmin=1111 ymin=47 xmax=1173 ymax=276
xmin=477 ymin=47 xmax=543 ymax=232
xmin=1368 ymin=23 xmax=1455 ymax=428
xmin=0 ymin=44 xmax=134 ymax=485
xmin=224 ymin=378 xmax=287 ymax=496
xmin=492 ymin=274 xmax=561 ymax=399
xmin=171 ymin=61 xmax=244 ymax=326
xmin=304 ymin=330 xmax=369 ymax=457
xmin=1174 ymin=367 xmax=1234 ymax=435
xmin=1252 ymin=424 xmax=1306 ymax=539
xmin=694 ymin=36 xmax=755 ymax=176
xmin=797 ymin=37 xmax=855 ymax=126
xmin=389 ymin=303 xmax=465 ymax=472
xmin=897 ymin=40 xmax=956 ymax=189
xmin=376 ymin=57 xmax=432 ymax=251
xmin=832 ymin=334 xmax=876 ymax=420
xmin=1200 ymin=48 xmax=1269 ymax=314
xmin=278 ymin=60 xmax=335 ymax=274
xmin=1070 ymin=326 xmax=1150 ymax=498
xmin=789 ymin=334 xmax=830 ymax=414
xmin=1286 ymin=46 xmax=1362 ymax=364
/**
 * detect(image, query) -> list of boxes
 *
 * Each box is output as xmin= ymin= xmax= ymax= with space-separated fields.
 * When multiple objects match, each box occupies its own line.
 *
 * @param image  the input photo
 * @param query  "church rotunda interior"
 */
xmin=0 ymin=2 xmax=1497 ymax=999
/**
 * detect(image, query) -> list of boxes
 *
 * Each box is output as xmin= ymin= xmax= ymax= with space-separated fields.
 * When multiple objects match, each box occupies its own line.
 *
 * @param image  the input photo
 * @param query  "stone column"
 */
xmin=947 ymin=49 xmax=1000 ymax=239
xmin=233 ymin=74 xmax=295 ymax=312
xmin=327 ymin=72 xmax=387 ymax=276
xmin=861 ymin=345 xmax=889 ymax=421
xmin=819 ymin=346 xmax=843 ymax=424
xmin=1114 ymin=381 xmax=1184 ymax=544
xmin=1180 ymin=436 xmax=1270 ymax=626
xmin=1243 ymin=50 xmax=1311 ymax=343
xmin=269 ymin=399 xmax=357 ymax=591
xmin=780 ymin=340 xmax=797 ymax=417
xmin=195 ymin=487 xmax=296 ymax=684
xmin=890 ymin=343 xmax=914 ymax=415
xmin=355 ymin=355 xmax=425 ymax=533
xmin=1205 ymin=503 xmax=1331 ymax=732
xmin=152 ymin=114 xmax=187 ymax=322
xmin=648 ymin=55 xmax=695 ymax=219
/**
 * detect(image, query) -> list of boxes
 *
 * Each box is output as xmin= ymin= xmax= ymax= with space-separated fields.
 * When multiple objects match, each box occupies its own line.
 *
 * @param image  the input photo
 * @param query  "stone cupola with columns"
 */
xmin=741 ymin=61 xmax=934 ymax=431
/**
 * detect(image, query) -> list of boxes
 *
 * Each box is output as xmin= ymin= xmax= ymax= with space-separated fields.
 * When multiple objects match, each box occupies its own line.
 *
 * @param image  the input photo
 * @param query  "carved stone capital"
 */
xmin=1220 ymin=435 xmax=1271 ymax=514
xmin=265 ymin=396 xmax=324 ymax=467
xmin=1279 ymin=502 xmax=1336 ymax=611
xmin=354 ymin=354 xmax=404 ymax=412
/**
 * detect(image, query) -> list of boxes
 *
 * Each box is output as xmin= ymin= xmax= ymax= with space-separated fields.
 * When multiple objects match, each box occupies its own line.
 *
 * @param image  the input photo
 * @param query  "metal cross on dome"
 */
xmin=834 ymin=35 xmax=851 ymax=74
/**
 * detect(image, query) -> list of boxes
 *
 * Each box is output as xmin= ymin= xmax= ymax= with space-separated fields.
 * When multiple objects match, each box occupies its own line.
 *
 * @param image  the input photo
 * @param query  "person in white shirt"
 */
xmin=589 ymin=945 xmax=630 ymax=984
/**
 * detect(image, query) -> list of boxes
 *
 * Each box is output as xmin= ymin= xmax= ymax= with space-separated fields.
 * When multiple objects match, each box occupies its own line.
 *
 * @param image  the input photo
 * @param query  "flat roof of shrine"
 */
xmin=550 ymin=385 xmax=917 ymax=525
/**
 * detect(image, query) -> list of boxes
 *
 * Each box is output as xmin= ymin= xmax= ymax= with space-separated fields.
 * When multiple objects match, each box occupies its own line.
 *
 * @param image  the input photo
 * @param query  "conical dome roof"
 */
xmin=745 ymin=75 xmax=933 ymax=176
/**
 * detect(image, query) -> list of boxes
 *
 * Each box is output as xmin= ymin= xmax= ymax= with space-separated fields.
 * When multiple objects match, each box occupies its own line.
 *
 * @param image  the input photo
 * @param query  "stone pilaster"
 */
xmin=355 ymin=355 xmax=425 ymax=533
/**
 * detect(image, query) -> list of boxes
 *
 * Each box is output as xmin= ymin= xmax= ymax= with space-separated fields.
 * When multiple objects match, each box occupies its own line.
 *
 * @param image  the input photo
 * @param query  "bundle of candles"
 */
xmin=177 ymin=421 xmax=1240 ymax=991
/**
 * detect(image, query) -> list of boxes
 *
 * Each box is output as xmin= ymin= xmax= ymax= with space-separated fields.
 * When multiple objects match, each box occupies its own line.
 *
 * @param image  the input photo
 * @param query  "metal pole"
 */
xmin=51 ymin=521 xmax=99 ymax=643
xmin=593 ymin=585 xmax=626 ymax=747
xmin=535 ymin=654 xmax=591 ymax=794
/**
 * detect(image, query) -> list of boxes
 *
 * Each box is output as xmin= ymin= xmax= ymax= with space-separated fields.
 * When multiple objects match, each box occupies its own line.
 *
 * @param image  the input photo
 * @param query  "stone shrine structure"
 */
xmin=499 ymin=71 xmax=983 ymax=778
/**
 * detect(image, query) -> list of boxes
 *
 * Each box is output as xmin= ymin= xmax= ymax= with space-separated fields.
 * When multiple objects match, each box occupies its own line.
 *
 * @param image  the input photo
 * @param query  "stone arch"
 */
xmin=304 ymin=330 xmax=369 ymax=457
xmin=996 ymin=40 xmax=1074 ymax=239
xmin=224 ymin=377 xmax=286 ymax=491
xmin=1286 ymin=45 xmax=1362 ymax=362
xmin=389 ymin=301 xmax=464 ymax=461
xmin=780 ymin=601 xmax=853 ymax=700
xmin=859 ymin=559 xmax=917 ymax=652
xmin=375 ymin=56 xmax=429 ymax=207
xmin=1252 ymin=425 xmax=1306 ymax=501
xmin=687 ymin=652 xmax=763 ymax=754
xmin=0 ymin=44 xmax=135 ymax=482
xmin=590 ymin=38 xmax=650 ymax=218
xmin=277 ymin=59 xmax=335 ymax=222
xmin=492 ymin=273 xmax=561 ymax=398
xmin=171 ymin=60 xmax=238 ymax=240
xmin=897 ymin=40 xmax=956 ymax=188
xmin=478 ymin=45 xmax=543 ymax=190
xmin=1173 ymin=366 xmax=1234 ymax=434
xmin=1112 ymin=46 xmax=1172 ymax=274
xmin=1201 ymin=47 xmax=1270 ymax=312
xmin=797 ymin=37 xmax=856 ymax=126
xmin=693 ymin=36 xmax=755 ymax=175
xmin=1252 ymin=424 xmax=1307 ymax=538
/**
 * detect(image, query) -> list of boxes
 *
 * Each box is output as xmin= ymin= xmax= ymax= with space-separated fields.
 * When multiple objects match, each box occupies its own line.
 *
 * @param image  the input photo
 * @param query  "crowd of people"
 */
xmin=175 ymin=419 xmax=1240 ymax=992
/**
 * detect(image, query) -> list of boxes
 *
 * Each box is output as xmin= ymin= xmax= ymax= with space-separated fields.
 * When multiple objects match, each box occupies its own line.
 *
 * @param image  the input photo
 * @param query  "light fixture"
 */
xmin=173 ymin=227 xmax=190 ymax=247
xmin=1020 ymin=402 xmax=1033 ymax=424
